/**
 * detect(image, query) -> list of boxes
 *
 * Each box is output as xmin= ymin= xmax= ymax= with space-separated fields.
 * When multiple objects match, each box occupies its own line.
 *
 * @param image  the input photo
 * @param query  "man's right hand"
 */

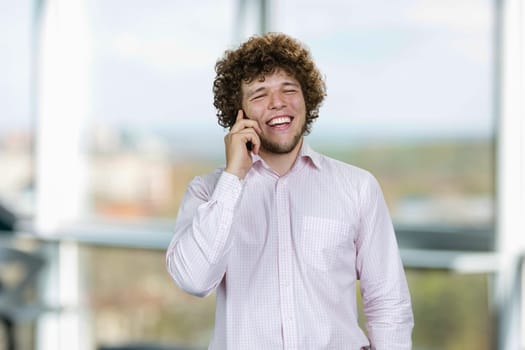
xmin=224 ymin=110 xmax=261 ymax=179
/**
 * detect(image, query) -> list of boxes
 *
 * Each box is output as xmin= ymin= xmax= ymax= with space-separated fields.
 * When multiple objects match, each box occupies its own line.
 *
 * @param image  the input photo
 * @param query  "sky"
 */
xmin=0 ymin=0 xmax=495 ymax=141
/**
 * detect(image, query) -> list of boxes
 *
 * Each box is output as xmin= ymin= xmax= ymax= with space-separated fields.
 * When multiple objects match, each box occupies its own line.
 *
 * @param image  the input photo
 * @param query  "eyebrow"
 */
xmin=245 ymin=81 xmax=300 ymax=99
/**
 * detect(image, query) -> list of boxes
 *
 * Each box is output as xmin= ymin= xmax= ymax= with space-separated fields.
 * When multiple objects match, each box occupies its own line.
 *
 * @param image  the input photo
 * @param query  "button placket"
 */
xmin=276 ymin=178 xmax=298 ymax=349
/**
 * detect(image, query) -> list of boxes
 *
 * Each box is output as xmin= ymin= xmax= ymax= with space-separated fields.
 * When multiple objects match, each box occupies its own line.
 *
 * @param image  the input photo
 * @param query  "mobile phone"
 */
xmin=242 ymin=110 xmax=254 ymax=151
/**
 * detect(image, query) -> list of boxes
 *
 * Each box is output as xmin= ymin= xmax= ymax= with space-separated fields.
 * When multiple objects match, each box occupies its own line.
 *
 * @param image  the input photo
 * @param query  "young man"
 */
xmin=166 ymin=33 xmax=414 ymax=349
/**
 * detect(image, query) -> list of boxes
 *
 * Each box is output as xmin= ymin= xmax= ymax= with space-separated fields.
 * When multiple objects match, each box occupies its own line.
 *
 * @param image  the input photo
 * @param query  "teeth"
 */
xmin=268 ymin=116 xmax=291 ymax=126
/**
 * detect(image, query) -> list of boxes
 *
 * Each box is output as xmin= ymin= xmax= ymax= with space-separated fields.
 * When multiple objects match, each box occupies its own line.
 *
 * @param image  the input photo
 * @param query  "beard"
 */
xmin=260 ymin=120 xmax=307 ymax=154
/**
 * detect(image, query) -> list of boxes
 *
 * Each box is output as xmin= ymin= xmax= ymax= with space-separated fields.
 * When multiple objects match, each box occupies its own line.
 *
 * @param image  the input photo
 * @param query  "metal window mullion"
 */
xmin=495 ymin=0 xmax=525 ymax=348
xmin=34 ymin=0 xmax=92 ymax=349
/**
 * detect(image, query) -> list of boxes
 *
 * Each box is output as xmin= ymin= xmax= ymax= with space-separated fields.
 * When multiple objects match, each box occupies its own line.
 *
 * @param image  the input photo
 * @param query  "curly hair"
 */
xmin=213 ymin=32 xmax=326 ymax=134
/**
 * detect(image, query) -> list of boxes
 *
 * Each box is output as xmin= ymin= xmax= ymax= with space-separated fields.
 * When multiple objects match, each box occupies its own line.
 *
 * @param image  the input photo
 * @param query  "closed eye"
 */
xmin=250 ymin=94 xmax=266 ymax=101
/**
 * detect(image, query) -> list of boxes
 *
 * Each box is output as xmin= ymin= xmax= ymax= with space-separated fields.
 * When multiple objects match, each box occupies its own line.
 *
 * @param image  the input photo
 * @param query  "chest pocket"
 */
xmin=297 ymin=216 xmax=355 ymax=272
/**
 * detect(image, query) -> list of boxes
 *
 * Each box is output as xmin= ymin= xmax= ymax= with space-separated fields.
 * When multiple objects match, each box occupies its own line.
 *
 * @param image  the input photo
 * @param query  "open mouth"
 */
xmin=267 ymin=116 xmax=293 ymax=127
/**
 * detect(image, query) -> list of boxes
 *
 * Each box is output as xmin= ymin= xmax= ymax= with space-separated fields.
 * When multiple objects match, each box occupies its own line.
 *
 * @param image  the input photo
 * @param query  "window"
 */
xmin=0 ymin=0 xmax=34 ymax=220
xmin=21 ymin=1 xmax=505 ymax=349
xmin=85 ymin=0 xmax=235 ymax=220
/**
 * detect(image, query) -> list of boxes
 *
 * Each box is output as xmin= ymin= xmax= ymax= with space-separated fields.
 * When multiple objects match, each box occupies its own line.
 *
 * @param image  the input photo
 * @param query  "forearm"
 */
xmin=166 ymin=171 xmax=244 ymax=297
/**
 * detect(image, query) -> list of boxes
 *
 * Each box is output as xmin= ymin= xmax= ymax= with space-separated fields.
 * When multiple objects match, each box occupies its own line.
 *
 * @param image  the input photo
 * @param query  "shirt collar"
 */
xmin=251 ymin=141 xmax=322 ymax=171
xmin=298 ymin=142 xmax=322 ymax=170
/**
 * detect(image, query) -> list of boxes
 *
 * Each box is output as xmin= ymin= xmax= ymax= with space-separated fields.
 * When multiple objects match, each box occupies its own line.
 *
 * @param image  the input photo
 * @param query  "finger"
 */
xmin=236 ymin=127 xmax=258 ymax=141
xmin=252 ymin=133 xmax=261 ymax=154
xmin=251 ymin=139 xmax=260 ymax=155
xmin=229 ymin=110 xmax=245 ymax=132
xmin=232 ymin=110 xmax=248 ymax=130
xmin=236 ymin=109 xmax=244 ymax=122
xmin=239 ymin=110 xmax=263 ymax=133
xmin=238 ymin=128 xmax=261 ymax=154
xmin=230 ymin=117 xmax=262 ymax=134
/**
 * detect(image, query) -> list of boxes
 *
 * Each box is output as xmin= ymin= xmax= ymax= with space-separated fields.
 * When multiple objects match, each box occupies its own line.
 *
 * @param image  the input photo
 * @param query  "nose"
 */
xmin=268 ymin=92 xmax=286 ymax=110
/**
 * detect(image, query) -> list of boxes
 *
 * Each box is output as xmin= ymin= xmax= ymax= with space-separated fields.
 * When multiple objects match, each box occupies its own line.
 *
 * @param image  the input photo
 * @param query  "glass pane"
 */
xmin=406 ymin=269 xmax=493 ymax=349
xmin=272 ymin=0 xmax=495 ymax=228
xmin=85 ymin=0 xmax=235 ymax=220
xmin=0 ymin=0 xmax=34 ymax=220
xmin=80 ymin=245 xmax=215 ymax=347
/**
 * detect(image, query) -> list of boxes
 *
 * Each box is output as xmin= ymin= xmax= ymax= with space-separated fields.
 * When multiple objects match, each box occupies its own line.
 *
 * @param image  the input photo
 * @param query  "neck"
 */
xmin=259 ymin=138 xmax=303 ymax=176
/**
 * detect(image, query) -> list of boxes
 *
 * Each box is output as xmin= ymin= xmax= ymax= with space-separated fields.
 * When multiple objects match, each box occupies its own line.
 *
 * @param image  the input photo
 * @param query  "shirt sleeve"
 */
xmin=355 ymin=174 xmax=414 ymax=349
xmin=166 ymin=171 xmax=244 ymax=297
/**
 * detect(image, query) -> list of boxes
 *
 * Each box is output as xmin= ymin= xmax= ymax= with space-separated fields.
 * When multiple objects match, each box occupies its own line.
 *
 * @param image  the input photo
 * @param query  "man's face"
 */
xmin=241 ymin=69 xmax=307 ymax=155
